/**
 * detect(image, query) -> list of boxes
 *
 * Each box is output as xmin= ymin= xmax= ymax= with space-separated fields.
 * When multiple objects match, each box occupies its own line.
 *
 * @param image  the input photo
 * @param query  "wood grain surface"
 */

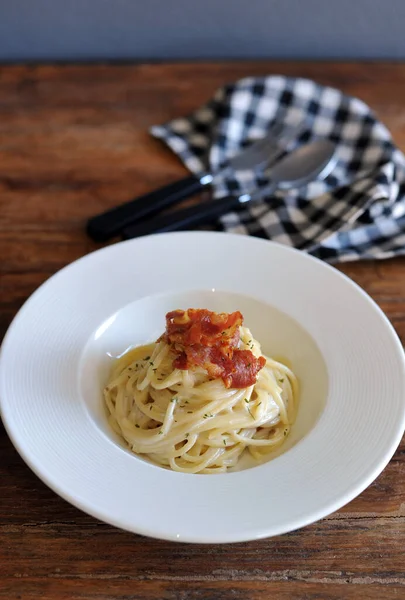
xmin=1 ymin=62 xmax=405 ymax=600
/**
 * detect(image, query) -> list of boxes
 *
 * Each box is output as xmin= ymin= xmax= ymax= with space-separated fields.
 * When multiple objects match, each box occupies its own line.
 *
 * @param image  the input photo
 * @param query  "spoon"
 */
xmin=123 ymin=140 xmax=337 ymax=239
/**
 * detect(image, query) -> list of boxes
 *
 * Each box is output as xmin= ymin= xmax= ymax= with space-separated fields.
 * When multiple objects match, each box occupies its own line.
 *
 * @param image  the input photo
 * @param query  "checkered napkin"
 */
xmin=151 ymin=76 xmax=405 ymax=263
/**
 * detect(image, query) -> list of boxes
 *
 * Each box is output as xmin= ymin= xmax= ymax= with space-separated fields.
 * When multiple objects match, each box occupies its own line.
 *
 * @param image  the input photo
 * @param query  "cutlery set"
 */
xmin=86 ymin=123 xmax=336 ymax=242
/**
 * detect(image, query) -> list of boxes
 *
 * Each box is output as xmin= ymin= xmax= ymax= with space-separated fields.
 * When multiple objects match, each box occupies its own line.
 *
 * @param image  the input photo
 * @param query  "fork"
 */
xmin=86 ymin=121 xmax=303 ymax=242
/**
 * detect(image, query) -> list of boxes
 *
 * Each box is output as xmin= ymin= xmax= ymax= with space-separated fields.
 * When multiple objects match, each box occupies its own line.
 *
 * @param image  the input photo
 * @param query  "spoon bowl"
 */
xmin=258 ymin=139 xmax=337 ymax=195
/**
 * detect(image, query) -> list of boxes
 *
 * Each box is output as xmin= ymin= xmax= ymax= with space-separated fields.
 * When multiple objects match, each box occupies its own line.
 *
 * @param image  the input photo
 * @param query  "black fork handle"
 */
xmin=86 ymin=174 xmax=205 ymax=242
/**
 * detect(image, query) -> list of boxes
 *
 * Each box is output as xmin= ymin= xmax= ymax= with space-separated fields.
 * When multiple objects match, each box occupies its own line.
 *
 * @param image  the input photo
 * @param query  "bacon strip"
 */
xmin=224 ymin=350 xmax=266 ymax=389
xmin=161 ymin=309 xmax=265 ymax=389
xmin=165 ymin=309 xmax=242 ymax=349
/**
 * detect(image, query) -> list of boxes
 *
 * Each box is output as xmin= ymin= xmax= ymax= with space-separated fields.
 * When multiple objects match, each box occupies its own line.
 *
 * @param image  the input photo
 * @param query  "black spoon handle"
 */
xmin=123 ymin=195 xmax=243 ymax=238
xmin=87 ymin=174 xmax=206 ymax=242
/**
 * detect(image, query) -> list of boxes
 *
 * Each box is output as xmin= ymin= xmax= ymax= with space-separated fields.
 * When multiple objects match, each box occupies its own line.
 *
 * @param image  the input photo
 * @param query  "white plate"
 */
xmin=1 ymin=232 xmax=405 ymax=543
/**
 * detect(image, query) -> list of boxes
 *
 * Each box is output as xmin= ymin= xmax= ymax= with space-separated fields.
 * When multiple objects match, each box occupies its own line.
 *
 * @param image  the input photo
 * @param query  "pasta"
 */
xmin=104 ymin=309 xmax=298 ymax=474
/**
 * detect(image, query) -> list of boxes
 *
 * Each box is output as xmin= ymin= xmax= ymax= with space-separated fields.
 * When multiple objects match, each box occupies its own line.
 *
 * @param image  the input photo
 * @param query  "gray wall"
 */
xmin=0 ymin=0 xmax=404 ymax=61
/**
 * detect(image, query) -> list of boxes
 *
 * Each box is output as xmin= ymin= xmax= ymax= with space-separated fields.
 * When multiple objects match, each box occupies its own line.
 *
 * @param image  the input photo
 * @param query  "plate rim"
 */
xmin=1 ymin=231 xmax=405 ymax=543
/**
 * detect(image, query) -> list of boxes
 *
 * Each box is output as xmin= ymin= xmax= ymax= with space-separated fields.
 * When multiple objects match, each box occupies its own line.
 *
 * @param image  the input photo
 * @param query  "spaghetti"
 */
xmin=104 ymin=309 xmax=298 ymax=474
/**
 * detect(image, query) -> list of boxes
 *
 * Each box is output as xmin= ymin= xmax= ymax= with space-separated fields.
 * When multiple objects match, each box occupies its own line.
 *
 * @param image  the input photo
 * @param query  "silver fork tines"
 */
xmin=225 ymin=121 xmax=304 ymax=173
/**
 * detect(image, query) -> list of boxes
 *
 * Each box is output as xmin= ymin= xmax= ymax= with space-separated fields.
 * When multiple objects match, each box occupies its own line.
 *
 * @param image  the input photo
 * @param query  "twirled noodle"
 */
xmin=104 ymin=325 xmax=298 ymax=474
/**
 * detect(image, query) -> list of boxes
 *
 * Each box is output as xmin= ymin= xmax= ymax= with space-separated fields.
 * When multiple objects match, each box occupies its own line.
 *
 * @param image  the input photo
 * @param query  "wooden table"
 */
xmin=1 ymin=62 xmax=405 ymax=600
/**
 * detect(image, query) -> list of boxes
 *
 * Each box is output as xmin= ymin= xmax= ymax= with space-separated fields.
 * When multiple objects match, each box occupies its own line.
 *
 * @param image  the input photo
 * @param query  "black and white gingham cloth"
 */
xmin=151 ymin=76 xmax=405 ymax=263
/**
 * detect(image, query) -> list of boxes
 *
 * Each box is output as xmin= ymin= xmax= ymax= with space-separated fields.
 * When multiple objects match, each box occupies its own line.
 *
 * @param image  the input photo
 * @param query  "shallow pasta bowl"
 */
xmin=1 ymin=231 xmax=405 ymax=543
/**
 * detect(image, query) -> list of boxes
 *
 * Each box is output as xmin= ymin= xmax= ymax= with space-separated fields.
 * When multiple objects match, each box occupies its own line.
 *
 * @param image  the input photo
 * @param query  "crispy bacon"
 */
xmin=224 ymin=350 xmax=266 ymax=389
xmin=162 ymin=309 xmax=265 ymax=388
xmin=165 ymin=309 xmax=242 ymax=349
